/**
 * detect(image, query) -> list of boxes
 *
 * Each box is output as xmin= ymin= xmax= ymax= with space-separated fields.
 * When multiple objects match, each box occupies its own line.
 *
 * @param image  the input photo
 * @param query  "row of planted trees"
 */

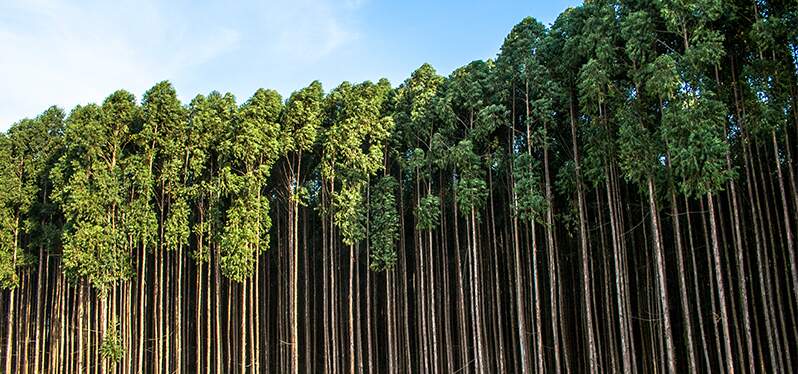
xmin=2 ymin=0 xmax=798 ymax=372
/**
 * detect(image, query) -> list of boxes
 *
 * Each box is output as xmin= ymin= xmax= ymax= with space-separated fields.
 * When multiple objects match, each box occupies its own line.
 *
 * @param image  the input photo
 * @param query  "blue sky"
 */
xmin=0 ymin=0 xmax=579 ymax=131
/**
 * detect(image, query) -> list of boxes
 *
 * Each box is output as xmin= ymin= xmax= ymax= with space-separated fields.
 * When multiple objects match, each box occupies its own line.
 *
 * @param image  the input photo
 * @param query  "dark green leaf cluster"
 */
xmin=100 ymin=319 xmax=125 ymax=362
xmin=513 ymin=153 xmax=547 ymax=224
xmin=415 ymin=194 xmax=441 ymax=231
xmin=369 ymin=176 xmax=399 ymax=271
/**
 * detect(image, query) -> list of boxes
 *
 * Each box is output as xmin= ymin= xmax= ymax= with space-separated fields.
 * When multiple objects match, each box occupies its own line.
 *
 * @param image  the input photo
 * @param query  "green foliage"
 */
xmin=219 ymin=195 xmax=265 ymax=282
xmin=662 ymin=93 xmax=733 ymax=196
xmin=497 ymin=16 xmax=547 ymax=87
xmin=455 ymin=177 xmax=488 ymax=219
xmin=741 ymin=60 xmax=792 ymax=137
xmin=617 ymin=106 xmax=663 ymax=184
xmin=0 ymin=134 xmax=20 ymax=289
xmin=578 ymin=58 xmax=612 ymax=110
xmin=52 ymin=99 xmax=133 ymax=291
xmin=123 ymin=196 xmax=157 ymax=249
xmin=646 ymin=55 xmax=681 ymax=100
xmin=164 ymin=197 xmax=190 ymax=252
xmin=218 ymin=88 xmax=282 ymax=281
xmin=393 ymin=64 xmax=444 ymax=150
xmin=323 ymin=80 xmax=393 ymax=246
xmin=513 ymin=153 xmax=547 ymax=223
xmin=369 ymin=176 xmax=399 ymax=271
xmin=332 ymin=184 xmax=366 ymax=246
xmin=186 ymin=91 xmax=237 ymax=264
xmin=450 ymin=140 xmax=487 ymax=218
xmin=322 ymin=81 xmax=393 ymax=183
xmin=621 ymin=11 xmax=656 ymax=66
xmin=282 ymin=81 xmax=324 ymax=155
xmin=0 ymin=106 xmax=66 ymax=289
xmin=415 ymin=194 xmax=441 ymax=231
xmin=100 ymin=319 xmax=125 ymax=362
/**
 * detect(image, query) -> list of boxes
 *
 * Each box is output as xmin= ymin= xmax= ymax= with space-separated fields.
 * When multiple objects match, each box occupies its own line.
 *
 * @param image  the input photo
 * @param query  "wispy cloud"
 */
xmin=0 ymin=0 xmax=360 ymax=130
xmin=253 ymin=0 xmax=359 ymax=62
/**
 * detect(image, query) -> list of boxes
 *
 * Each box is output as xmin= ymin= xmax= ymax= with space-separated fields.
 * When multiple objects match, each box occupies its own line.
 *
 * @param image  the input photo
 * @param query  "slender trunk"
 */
xmin=511 ymin=189 xmax=531 ymax=374
xmin=289 ymin=179 xmax=299 ymax=374
xmin=470 ymin=207 xmax=486 ymax=373
xmin=4 ymin=289 xmax=15 ymax=374
xmin=240 ymin=279 xmax=247 ymax=374
xmin=137 ymin=244 xmax=146 ymax=374
xmin=728 ymin=74 xmax=756 ymax=371
xmin=744 ymin=137 xmax=780 ymax=371
xmin=77 ymin=281 xmax=85 ymax=374
xmin=578 ymin=163 xmax=596 ymax=373
xmin=366 ymin=181 xmax=375 ymax=374
xmin=176 ymin=247 xmax=183 ymax=374
xmin=683 ymin=196 xmax=713 ymax=373
xmin=214 ymin=245 xmax=222 ymax=374
xmin=196 ymin=258 xmax=203 ymax=372
xmin=670 ymin=189 xmax=697 ymax=373
xmin=452 ymin=186 xmax=468 ymax=373
xmin=348 ymin=243 xmax=356 ymax=374
xmin=647 ymin=177 xmax=676 ymax=373
xmin=707 ymin=193 xmax=736 ymax=374
xmin=772 ymin=130 xmax=798 ymax=313
xmin=33 ymin=247 xmax=44 ymax=374
xmin=487 ymin=170 xmax=505 ymax=373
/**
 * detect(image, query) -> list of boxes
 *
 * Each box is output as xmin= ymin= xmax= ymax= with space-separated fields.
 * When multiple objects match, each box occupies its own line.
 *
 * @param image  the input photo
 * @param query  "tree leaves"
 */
xmin=662 ymin=93 xmax=733 ymax=196
xmin=415 ymin=194 xmax=441 ymax=231
xmin=370 ymin=176 xmax=399 ymax=271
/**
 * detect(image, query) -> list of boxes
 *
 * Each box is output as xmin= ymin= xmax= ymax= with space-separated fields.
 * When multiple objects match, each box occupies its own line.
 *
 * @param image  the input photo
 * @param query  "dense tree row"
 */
xmin=2 ymin=0 xmax=798 ymax=372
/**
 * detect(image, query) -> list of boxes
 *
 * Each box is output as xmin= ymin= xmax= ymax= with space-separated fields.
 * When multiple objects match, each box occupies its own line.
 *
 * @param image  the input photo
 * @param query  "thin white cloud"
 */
xmin=1 ymin=0 xmax=361 ymax=130
xmin=344 ymin=0 xmax=367 ymax=10
xmin=255 ymin=0 xmax=359 ymax=62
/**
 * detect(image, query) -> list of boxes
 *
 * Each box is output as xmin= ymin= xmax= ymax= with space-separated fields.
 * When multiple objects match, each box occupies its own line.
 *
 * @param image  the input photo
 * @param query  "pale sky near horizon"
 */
xmin=0 ymin=0 xmax=580 ymax=131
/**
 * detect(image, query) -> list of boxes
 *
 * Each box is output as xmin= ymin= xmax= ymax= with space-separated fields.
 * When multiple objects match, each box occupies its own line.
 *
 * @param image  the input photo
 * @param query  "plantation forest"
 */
xmin=2 ymin=0 xmax=798 ymax=373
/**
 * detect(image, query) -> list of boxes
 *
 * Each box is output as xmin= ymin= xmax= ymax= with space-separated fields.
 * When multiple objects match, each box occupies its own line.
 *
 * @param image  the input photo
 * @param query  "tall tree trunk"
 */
xmin=4 ymin=289 xmax=15 ymax=374
xmin=347 ymin=241 xmax=355 ymax=374
xmin=176 ymin=247 xmax=183 ymax=374
xmin=470 ymin=207 xmax=486 ymax=373
xmin=214 ymin=245 xmax=222 ymax=374
xmin=647 ymin=177 xmax=676 ymax=374
xmin=196 ymin=257 xmax=203 ymax=372
xmin=33 ymin=247 xmax=44 ymax=374
xmin=772 ymin=130 xmax=798 ymax=312
xmin=77 ymin=281 xmax=85 ymax=374
xmin=669 ymin=188 xmax=697 ymax=373
xmin=511 ymin=189 xmax=531 ymax=374
xmin=707 ymin=193 xmax=736 ymax=374
xmin=577 ymin=142 xmax=596 ymax=373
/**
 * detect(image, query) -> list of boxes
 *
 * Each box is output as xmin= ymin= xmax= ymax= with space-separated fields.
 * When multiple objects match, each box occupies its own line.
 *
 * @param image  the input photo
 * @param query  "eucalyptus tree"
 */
xmin=3 ymin=108 xmax=61 ymax=374
xmin=368 ymin=176 xmax=399 ymax=271
xmin=97 ymin=92 xmax=140 ymax=373
xmin=657 ymin=1 xmax=739 ymax=372
xmin=0 ymin=129 xmax=27 ymax=374
xmin=51 ymin=93 xmax=137 ymax=373
xmin=279 ymin=81 xmax=323 ymax=374
xmin=186 ymin=91 xmax=237 ymax=373
xmin=218 ymin=88 xmax=282 ymax=373
xmin=496 ymin=16 xmax=567 ymax=373
xmin=618 ymin=6 xmax=700 ymax=374
xmin=439 ymin=59 xmax=502 ymax=372
xmin=5 ymin=4 xmax=798 ymax=373
xmin=139 ymin=81 xmax=187 ymax=374
xmin=748 ymin=7 xmax=798 ymax=332
xmin=740 ymin=53 xmax=797 ymax=372
xmin=322 ymin=79 xmax=393 ymax=374
xmin=365 ymin=172 xmax=400 ymax=372
xmin=0 ymin=106 xmax=64 ymax=374
xmin=392 ymin=63 xmax=445 ymax=372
